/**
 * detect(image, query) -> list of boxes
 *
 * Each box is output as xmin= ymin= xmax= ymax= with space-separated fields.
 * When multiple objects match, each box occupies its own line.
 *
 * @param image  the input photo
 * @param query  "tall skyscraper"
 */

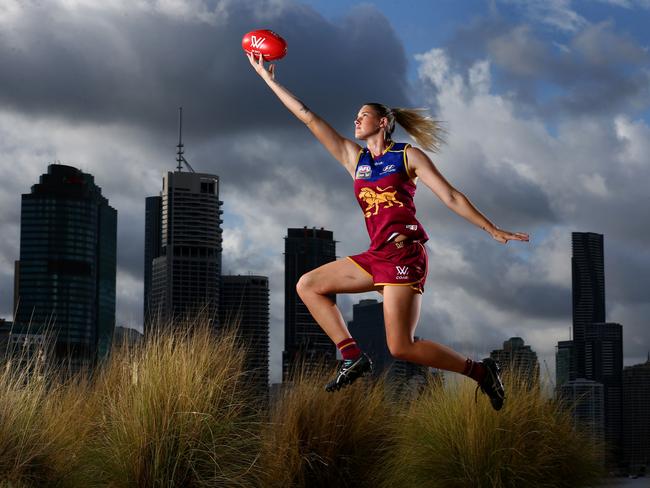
xmin=143 ymin=195 xmax=162 ymax=327
xmin=622 ymin=358 xmax=650 ymax=473
xmin=490 ymin=337 xmax=540 ymax=385
xmin=14 ymin=164 xmax=117 ymax=371
xmin=572 ymin=232 xmax=605 ymax=378
xmin=585 ymin=322 xmax=623 ymax=461
xmin=348 ymin=298 xmax=391 ymax=376
xmin=220 ymin=275 xmax=270 ymax=399
xmin=144 ymin=170 xmax=223 ymax=332
xmin=282 ymin=227 xmax=336 ymax=380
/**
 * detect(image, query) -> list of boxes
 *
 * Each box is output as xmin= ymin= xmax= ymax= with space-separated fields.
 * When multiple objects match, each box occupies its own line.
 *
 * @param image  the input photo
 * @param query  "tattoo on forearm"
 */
xmin=299 ymin=103 xmax=311 ymax=115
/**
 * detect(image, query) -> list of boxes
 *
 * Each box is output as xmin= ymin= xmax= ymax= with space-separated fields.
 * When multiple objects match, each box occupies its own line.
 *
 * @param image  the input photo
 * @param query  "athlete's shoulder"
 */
xmin=387 ymin=141 xmax=410 ymax=152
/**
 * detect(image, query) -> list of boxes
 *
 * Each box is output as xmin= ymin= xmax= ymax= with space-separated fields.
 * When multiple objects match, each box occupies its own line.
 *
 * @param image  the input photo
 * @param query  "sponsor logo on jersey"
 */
xmin=395 ymin=265 xmax=409 ymax=279
xmin=380 ymin=164 xmax=396 ymax=174
xmin=356 ymin=164 xmax=372 ymax=179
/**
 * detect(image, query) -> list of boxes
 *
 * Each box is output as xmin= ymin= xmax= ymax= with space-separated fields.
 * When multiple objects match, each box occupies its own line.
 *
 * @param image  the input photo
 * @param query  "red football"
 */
xmin=242 ymin=29 xmax=287 ymax=61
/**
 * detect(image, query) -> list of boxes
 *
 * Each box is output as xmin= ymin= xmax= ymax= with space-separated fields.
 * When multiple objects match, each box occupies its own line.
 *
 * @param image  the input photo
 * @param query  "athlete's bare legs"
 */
xmin=382 ymin=285 xmax=467 ymax=373
xmin=296 ymin=258 xmax=378 ymax=344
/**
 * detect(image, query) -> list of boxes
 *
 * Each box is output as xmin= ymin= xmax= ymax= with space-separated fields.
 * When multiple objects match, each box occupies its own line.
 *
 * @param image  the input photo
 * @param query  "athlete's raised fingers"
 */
xmin=509 ymin=231 xmax=529 ymax=241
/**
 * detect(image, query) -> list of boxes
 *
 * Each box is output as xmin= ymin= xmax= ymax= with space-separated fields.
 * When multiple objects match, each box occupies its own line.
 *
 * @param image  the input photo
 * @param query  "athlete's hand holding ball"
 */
xmin=243 ymin=29 xmax=287 ymax=83
xmin=247 ymin=50 xmax=275 ymax=82
xmin=243 ymin=29 xmax=287 ymax=85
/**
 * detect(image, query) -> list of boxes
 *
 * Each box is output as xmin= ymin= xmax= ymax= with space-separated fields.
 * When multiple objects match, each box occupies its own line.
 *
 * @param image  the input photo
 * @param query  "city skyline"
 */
xmin=0 ymin=1 xmax=649 ymax=383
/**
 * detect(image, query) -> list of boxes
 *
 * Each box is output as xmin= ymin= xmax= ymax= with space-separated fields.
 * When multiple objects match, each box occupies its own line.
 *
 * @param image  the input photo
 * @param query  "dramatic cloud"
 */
xmin=444 ymin=15 xmax=650 ymax=120
xmin=0 ymin=0 xmax=408 ymax=135
xmin=1 ymin=0 xmax=648 ymax=383
xmin=411 ymin=44 xmax=650 ymax=374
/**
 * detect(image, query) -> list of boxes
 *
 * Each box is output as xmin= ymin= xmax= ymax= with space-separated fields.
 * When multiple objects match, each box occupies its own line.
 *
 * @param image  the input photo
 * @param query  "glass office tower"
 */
xmin=282 ymin=227 xmax=337 ymax=381
xmin=14 ymin=164 xmax=117 ymax=371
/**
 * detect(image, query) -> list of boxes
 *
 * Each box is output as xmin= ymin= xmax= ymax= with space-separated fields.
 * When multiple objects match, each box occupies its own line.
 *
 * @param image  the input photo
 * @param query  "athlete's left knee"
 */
xmin=296 ymin=270 xmax=330 ymax=298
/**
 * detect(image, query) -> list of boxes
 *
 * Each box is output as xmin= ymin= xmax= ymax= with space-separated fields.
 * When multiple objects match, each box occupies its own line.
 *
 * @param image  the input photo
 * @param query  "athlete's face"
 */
xmin=354 ymin=105 xmax=387 ymax=140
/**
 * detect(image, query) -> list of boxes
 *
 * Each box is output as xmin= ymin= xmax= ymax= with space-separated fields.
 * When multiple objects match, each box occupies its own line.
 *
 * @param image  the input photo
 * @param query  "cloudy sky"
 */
xmin=1 ymin=0 xmax=649 ymax=383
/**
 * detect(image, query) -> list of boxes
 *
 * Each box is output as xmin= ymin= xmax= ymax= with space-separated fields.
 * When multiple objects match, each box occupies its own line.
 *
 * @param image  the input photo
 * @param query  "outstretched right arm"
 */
xmin=247 ymin=53 xmax=361 ymax=177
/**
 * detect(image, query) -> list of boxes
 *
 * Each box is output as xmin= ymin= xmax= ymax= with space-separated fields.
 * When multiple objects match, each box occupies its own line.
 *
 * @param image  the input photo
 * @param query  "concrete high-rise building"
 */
xmin=560 ymin=378 xmax=605 ymax=442
xmin=14 ymin=164 xmax=117 ymax=371
xmin=220 ymin=275 xmax=270 ymax=399
xmin=556 ymin=340 xmax=575 ymax=388
xmin=622 ymin=358 xmax=650 ymax=473
xmin=490 ymin=337 xmax=540 ymax=385
xmin=144 ymin=170 xmax=223 ymax=332
xmin=584 ymin=322 xmax=623 ymax=459
xmin=282 ymin=227 xmax=336 ymax=380
xmin=572 ymin=232 xmax=605 ymax=378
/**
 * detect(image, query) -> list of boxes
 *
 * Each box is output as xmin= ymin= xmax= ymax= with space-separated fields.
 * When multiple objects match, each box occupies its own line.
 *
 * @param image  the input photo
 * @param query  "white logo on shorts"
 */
xmin=396 ymin=265 xmax=409 ymax=277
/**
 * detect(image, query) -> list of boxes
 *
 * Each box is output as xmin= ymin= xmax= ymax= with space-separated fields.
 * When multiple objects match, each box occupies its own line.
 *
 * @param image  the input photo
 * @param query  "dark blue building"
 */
xmin=282 ymin=227 xmax=337 ymax=381
xmin=572 ymin=232 xmax=606 ymax=378
xmin=14 ymin=164 xmax=117 ymax=371
xmin=220 ymin=275 xmax=270 ymax=400
xmin=347 ymin=299 xmax=391 ymax=376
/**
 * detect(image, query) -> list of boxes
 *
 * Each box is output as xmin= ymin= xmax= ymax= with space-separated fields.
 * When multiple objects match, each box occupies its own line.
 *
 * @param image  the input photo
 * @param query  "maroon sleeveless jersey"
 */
xmin=353 ymin=142 xmax=429 ymax=250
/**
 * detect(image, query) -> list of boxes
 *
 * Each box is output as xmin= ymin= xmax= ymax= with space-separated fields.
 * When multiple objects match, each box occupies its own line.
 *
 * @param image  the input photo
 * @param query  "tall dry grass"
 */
xmin=380 ymin=372 xmax=604 ymax=488
xmin=259 ymin=367 xmax=396 ymax=488
xmin=0 ymin=322 xmax=262 ymax=488
xmin=1 ymin=326 xmax=607 ymax=487
xmin=0 ymin=345 xmax=88 ymax=488
xmin=76 ymin=323 xmax=261 ymax=488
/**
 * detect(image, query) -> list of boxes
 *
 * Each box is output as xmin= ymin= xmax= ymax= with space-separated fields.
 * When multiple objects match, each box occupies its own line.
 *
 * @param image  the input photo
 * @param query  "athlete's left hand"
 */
xmin=490 ymin=228 xmax=529 ymax=244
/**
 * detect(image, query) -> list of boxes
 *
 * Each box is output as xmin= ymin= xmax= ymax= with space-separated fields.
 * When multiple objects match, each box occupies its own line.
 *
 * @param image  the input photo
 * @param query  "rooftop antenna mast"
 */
xmin=176 ymin=106 xmax=195 ymax=173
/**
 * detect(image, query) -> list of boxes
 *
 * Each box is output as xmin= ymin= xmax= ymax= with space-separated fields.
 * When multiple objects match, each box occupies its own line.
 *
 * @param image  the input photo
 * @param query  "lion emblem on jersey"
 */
xmin=358 ymin=186 xmax=404 ymax=218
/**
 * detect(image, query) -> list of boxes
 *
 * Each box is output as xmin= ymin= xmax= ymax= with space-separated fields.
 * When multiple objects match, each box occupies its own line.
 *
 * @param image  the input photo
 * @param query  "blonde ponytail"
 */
xmin=392 ymin=107 xmax=445 ymax=153
xmin=364 ymin=103 xmax=446 ymax=153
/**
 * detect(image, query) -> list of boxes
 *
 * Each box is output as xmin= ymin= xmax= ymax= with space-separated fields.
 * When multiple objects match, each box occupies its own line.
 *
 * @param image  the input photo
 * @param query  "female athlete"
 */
xmin=248 ymin=53 xmax=529 ymax=410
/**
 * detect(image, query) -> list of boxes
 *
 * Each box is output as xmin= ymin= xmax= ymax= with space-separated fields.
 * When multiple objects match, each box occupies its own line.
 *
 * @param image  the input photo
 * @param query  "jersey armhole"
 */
xmin=353 ymin=148 xmax=365 ymax=178
xmin=403 ymin=144 xmax=417 ymax=180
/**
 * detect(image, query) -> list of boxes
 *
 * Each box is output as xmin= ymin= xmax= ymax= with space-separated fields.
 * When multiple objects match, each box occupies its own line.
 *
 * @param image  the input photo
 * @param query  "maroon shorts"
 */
xmin=347 ymin=240 xmax=428 ymax=293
